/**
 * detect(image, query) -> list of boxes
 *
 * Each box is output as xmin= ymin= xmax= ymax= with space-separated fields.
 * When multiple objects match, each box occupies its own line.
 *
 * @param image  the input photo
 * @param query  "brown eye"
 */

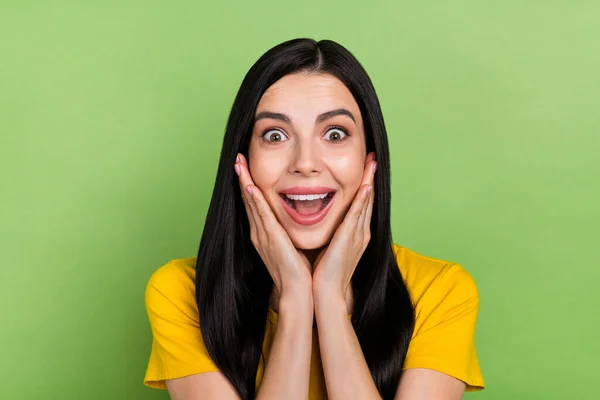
xmin=323 ymin=127 xmax=348 ymax=142
xmin=262 ymin=129 xmax=289 ymax=143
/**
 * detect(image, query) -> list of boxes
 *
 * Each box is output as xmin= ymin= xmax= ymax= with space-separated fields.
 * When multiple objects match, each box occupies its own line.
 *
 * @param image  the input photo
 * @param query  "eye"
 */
xmin=261 ymin=129 xmax=289 ymax=143
xmin=323 ymin=126 xmax=349 ymax=142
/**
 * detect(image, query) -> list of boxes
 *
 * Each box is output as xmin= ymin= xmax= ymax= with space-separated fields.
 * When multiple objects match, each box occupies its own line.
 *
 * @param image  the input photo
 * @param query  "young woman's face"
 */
xmin=248 ymin=72 xmax=367 ymax=250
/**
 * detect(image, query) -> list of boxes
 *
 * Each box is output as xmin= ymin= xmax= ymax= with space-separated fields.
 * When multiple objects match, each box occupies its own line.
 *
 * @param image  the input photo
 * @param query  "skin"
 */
xmin=248 ymin=72 xmax=367 ymax=261
xmin=165 ymin=72 xmax=467 ymax=399
xmin=247 ymin=71 xmax=369 ymax=315
xmin=243 ymin=72 xmax=466 ymax=399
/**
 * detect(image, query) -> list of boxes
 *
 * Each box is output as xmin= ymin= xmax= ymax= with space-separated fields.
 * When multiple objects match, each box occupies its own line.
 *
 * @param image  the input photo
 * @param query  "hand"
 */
xmin=311 ymin=152 xmax=377 ymax=312
xmin=235 ymin=153 xmax=313 ymax=307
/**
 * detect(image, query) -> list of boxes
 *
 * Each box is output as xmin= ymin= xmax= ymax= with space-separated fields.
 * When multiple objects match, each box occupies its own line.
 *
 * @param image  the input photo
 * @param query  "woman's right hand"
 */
xmin=235 ymin=153 xmax=313 ymax=304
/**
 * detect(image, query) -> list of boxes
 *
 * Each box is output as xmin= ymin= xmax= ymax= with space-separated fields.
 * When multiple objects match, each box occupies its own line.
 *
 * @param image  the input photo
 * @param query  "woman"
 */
xmin=143 ymin=38 xmax=485 ymax=400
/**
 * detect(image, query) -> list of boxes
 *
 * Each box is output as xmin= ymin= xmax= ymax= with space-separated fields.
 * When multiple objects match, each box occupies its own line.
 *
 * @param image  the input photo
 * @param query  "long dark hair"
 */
xmin=195 ymin=38 xmax=415 ymax=399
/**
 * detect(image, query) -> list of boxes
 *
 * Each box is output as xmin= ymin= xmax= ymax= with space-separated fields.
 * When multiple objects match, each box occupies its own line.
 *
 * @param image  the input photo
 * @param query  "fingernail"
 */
xmin=236 ymin=154 xmax=240 ymax=163
xmin=234 ymin=164 xmax=240 ymax=176
xmin=372 ymin=162 xmax=377 ymax=174
xmin=246 ymin=185 xmax=253 ymax=196
xmin=367 ymin=185 xmax=373 ymax=194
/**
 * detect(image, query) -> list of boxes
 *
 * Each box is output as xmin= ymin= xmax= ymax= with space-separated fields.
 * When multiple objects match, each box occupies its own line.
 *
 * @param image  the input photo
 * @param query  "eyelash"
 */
xmin=261 ymin=125 xmax=350 ymax=143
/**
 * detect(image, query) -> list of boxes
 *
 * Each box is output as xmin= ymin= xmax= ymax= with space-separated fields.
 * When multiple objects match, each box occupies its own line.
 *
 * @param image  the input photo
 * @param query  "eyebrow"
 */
xmin=254 ymin=108 xmax=356 ymax=125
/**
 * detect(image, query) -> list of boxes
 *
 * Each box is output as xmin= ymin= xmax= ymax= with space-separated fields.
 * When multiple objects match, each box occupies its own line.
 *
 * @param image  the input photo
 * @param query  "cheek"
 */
xmin=248 ymin=157 xmax=284 ymax=194
xmin=330 ymin=155 xmax=365 ymax=191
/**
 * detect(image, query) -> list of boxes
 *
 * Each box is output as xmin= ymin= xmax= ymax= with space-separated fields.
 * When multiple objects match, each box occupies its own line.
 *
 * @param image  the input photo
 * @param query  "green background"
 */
xmin=1 ymin=1 xmax=598 ymax=399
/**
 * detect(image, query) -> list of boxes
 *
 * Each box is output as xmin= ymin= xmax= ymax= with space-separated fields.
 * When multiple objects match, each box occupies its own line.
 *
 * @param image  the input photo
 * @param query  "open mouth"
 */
xmin=277 ymin=190 xmax=337 ymax=226
xmin=279 ymin=192 xmax=335 ymax=214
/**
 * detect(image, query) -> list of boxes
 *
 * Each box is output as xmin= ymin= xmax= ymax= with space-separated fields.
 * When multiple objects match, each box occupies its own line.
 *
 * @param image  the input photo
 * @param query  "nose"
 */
xmin=288 ymin=138 xmax=322 ymax=177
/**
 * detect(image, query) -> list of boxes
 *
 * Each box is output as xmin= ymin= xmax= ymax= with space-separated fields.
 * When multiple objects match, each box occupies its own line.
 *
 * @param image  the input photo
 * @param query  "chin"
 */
xmin=288 ymin=231 xmax=330 ymax=250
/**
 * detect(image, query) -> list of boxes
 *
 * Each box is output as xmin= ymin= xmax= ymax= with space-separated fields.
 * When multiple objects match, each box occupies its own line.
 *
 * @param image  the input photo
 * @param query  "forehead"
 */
xmin=256 ymin=72 xmax=362 ymax=121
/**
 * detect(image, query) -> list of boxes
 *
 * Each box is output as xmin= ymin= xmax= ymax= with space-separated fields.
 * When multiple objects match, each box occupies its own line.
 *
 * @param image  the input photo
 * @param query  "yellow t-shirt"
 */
xmin=143 ymin=244 xmax=485 ymax=396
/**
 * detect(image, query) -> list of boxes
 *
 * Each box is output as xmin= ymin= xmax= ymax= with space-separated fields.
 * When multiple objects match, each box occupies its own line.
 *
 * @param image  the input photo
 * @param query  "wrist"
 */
xmin=313 ymin=283 xmax=353 ymax=315
xmin=279 ymin=282 xmax=313 ymax=310
xmin=314 ymin=287 xmax=346 ymax=311
xmin=314 ymin=295 xmax=349 ymax=325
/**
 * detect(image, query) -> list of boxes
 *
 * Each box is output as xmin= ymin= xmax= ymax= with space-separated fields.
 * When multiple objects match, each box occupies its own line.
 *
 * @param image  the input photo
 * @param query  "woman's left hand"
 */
xmin=312 ymin=152 xmax=377 ymax=312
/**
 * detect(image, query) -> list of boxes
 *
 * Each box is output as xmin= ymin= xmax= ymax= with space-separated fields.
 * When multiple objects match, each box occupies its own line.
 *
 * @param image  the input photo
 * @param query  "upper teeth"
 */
xmin=285 ymin=193 xmax=329 ymax=201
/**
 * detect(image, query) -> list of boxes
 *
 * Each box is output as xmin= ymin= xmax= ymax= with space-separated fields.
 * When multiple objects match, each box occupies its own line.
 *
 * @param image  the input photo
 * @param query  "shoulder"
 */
xmin=145 ymin=257 xmax=198 ymax=320
xmin=143 ymin=257 xmax=221 ymax=388
xmin=392 ymin=243 xmax=479 ymax=311
xmin=392 ymin=244 xmax=485 ymax=390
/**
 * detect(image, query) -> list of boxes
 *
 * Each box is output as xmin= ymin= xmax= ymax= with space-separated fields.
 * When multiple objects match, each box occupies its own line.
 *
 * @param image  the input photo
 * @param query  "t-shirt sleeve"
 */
xmin=143 ymin=262 xmax=219 ymax=389
xmin=402 ymin=263 xmax=485 ymax=391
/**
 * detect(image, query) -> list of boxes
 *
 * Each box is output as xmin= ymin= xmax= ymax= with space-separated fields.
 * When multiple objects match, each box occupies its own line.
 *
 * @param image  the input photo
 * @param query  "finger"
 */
xmin=238 ymin=153 xmax=250 ymax=169
xmin=240 ymin=182 xmax=263 ymax=237
xmin=241 ymin=190 xmax=260 ymax=244
xmin=343 ymin=155 xmax=372 ymax=215
xmin=236 ymin=153 xmax=256 ymax=190
xmin=330 ymin=154 xmax=377 ymax=234
xmin=347 ymin=155 xmax=376 ymax=217
xmin=357 ymin=184 xmax=373 ymax=227
xmin=240 ymin=183 xmax=259 ymax=239
xmin=359 ymin=160 xmax=376 ymax=225
xmin=362 ymin=184 xmax=375 ymax=234
xmin=236 ymin=154 xmax=261 ymax=236
xmin=358 ymin=159 xmax=376 ymax=222
xmin=357 ymin=159 xmax=377 ymax=217
xmin=247 ymin=179 xmax=279 ymax=228
xmin=236 ymin=153 xmax=259 ymax=216
xmin=238 ymin=153 xmax=279 ymax=227
xmin=352 ymin=184 xmax=372 ymax=247
xmin=347 ymin=184 xmax=372 ymax=221
xmin=360 ymin=159 xmax=377 ymax=189
xmin=237 ymin=158 xmax=283 ymax=243
xmin=370 ymin=158 xmax=377 ymax=185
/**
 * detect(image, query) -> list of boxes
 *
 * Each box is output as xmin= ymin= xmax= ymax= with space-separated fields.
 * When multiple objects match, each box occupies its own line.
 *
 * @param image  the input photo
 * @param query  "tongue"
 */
xmin=293 ymin=199 xmax=324 ymax=215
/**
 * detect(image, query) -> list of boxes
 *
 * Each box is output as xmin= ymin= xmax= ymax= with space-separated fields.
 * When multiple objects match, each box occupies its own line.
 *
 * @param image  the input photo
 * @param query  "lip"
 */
xmin=279 ymin=186 xmax=336 ymax=195
xmin=279 ymin=192 xmax=336 ymax=226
